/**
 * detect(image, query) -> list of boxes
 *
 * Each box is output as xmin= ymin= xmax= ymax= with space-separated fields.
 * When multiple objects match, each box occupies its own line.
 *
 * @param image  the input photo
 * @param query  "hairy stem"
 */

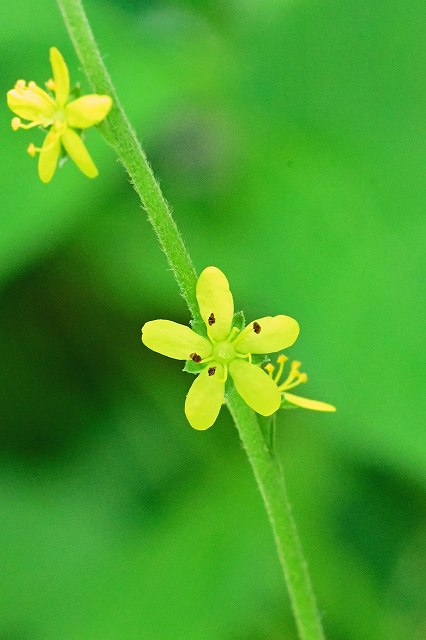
xmin=227 ymin=388 xmax=324 ymax=640
xmin=56 ymin=1 xmax=325 ymax=637
xmin=56 ymin=0 xmax=199 ymax=319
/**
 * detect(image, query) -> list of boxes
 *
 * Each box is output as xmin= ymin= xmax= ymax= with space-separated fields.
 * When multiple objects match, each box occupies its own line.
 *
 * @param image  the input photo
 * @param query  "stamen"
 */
xmin=27 ymin=143 xmax=37 ymax=157
xmin=208 ymin=367 xmax=216 ymax=376
xmin=265 ymin=363 xmax=275 ymax=377
xmin=215 ymin=364 xmax=228 ymax=383
xmin=227 ymin=326 xmax=240 ymax=343
xmin=15 ymin=79 xmax=26 ymax=89
xmin=281 ymin=373 xmax=307 ymax=391
xmin=278 ymin=360 xmax=307 ymax=390
xmin=27 ymin=137 xmax=58 ymax=157
xmin=253 ymin=321 xmax=261 ymax=334
xmin=274 ymin=354 xmax=288 ymax=384
xmin=45 ymin=79 xmax=55 ymax=91
xmin=190 ymin=353 xmax=201 ymax=363
xmin=12 ymin=119 xmax=40 ymax=131
xmin=208 ymin=313 xmax=216 ymax=326
xmin=236 ymin=352 xmax=252 ymax=365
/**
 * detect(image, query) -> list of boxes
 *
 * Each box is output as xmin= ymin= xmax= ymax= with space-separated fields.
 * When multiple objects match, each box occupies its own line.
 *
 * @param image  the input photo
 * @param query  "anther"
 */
xmin=265 ymin=363 xmax=275 ymax=377
xmin=190 ymin=353 xmax=202 ymax=363
xmin=208 ymin=313 xmax=216 ymax=326
xmin=15 ymin=79 xmax=26 ymax=89
xmin=253 ymin=322 xmax=261 ymax=334
xmin=277 ymin=354 xmax=288 ymax=364
xmin=11 ymin=117 xmax=21 ymax=131
xmin=208 ymin=367 xmax=216 ymax=376
xmin=27 ymin=143 xmax=37 ymax=157
xmin=46 ymin=79 xmax=55 ymax=91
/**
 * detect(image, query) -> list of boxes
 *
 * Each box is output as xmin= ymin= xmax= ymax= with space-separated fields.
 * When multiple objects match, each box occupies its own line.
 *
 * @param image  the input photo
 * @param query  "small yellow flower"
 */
xmin=265 ymin=355 xmax=336 ymax=412
xmin=7 ymin=47 xmax=112 ymax=183
xmin=142 ymin=266 xmax=300 ymax=430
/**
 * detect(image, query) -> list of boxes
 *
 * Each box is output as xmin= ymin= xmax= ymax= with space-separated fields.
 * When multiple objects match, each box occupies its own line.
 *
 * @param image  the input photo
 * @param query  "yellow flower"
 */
xmin=265 ymin=355 xmax=336 ymax=412
xmin=7 ymin=47 xmax=112 ymax=183
xmin=142 ymin=266 xmax=300 ymax=430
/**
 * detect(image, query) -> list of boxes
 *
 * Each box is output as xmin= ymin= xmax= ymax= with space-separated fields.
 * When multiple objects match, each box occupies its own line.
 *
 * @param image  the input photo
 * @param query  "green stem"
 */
xmin=227 ymin=388 xmax=324 ymax=640
xmin=56 ymin=0 xmax=199 ymax=319
xmin=56 ymin=1 xmax=325 ymax=637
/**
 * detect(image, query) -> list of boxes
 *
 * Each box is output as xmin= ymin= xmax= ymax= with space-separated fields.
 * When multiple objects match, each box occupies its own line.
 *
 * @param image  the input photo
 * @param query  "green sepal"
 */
xmin=232 ymin=310 xmax=245 ymax=332
xmin=183 ymin=359 xmax=207 ymax=375
xmin=190 ymin=317 xmax=208 ymax=338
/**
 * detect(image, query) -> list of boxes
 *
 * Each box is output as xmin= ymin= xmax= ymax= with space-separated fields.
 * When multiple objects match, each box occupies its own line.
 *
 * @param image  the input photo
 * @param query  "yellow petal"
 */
xmin=65 ymin=95 xmax=112 ymax=129
xmin=38 ymin=128 xmax=61 ymax=183
xmin=234 ymin=315 xmax=299 ymax=354
xmin=229 ymin=359 xmax=281 ymax=416
xmin=61 ymin=128 xmax=98 ymax=178
xmin=185 ymin=363 xmax=225 ymax=430
xmin=142 ymin=319 xmax=212 ymax=360
xmin=7 ymin=87 xmax=56 ymax=124
xmin=283 ymin=392 xmax=336 ymax=412
xmin=196 ymin=266 xmax=234 ymax=341
xmin=50 ymin=47 xmax=70 ymax=106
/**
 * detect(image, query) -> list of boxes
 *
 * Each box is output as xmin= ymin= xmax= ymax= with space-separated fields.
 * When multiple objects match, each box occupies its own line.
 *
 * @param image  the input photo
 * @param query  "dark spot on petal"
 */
xmin=208 ymin=367 xmax=216 ymax=376
xmin=253 ymin=322 xmax=261 ymax=334
xmin=190 ymin=352 xmax=202 ymax=363
xmin=208 ymin=313 xmax=215 ymax=326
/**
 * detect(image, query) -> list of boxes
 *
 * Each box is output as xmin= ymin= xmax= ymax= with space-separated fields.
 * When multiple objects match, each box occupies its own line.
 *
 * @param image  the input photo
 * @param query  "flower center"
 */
xmin=212 ymin=341 xmax=236 ymax=364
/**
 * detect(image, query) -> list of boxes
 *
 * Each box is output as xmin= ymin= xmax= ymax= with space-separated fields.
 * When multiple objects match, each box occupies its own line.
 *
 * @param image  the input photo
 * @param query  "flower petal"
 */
xmin=142 ymin=319 xmax=212 ymax=360
xmin=61 ymin=128 xmax=98 ymax=178
xmin=234 ymin=315 xmax=299 ymax=354
xmin=50 ymin=47 xmax=70 ymax=106
xmin=196 ymin=266 xmax=234 ymax=341
xmin=284 ymin=392 xmax=336 ymax=412
xmin=65 ymin=95 xmax=112 ymax=129
xmin=229 ymin=359 xmax=281 ymax=416
xmin=38 ymin=128 xmax=61 ymax=183
xmin=7 ymin=87 xmax=56 ymax=124
xmin=185 ymin=363 xmax=225 ymax=430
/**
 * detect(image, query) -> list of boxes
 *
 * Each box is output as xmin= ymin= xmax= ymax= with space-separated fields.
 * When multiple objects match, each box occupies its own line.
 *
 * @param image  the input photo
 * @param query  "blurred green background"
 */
xmin=1 ymin=0 xmax=425 ymax=638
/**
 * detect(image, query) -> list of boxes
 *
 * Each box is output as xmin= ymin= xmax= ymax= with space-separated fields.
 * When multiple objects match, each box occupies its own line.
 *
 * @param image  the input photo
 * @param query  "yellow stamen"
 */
xmin=281 ymin=373 xmax=308 ymax=391
xmin=46 ymin=79 xmax=55 ymax=91
xmin=227 ymin=326 xmax=240 ymax=342
xmin=236 ymin=352 xmax=252 ymax=365
xmin=265 ymin=363 xmax=275 ymax=377
xmin=279 ymin=360 xmax=301 ymax=389
xmin=27 ymin=137 xmax=59 ymax=157
xmin=12 ymin=119 xmax=41 ymax=131
xmin=274 ymin=354 xmax=288 ymax=384
xmin=15 ymin=79 xmax=26 ymax=89
xmin=216 ymin=364 xmax=228 ymax=383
